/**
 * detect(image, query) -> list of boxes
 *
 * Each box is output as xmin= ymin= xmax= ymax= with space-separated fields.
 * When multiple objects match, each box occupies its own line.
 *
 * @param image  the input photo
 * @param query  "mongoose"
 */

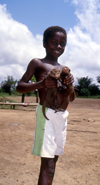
xmin=42 ymin=67 xmax=74 ymax=120
xmin=57 ymin=66 xmax=74 ymax=111
xmin=58 ymin=66 xmax=71 ymax=93
xmin=42 ymin=68 xmax=60 ymax=120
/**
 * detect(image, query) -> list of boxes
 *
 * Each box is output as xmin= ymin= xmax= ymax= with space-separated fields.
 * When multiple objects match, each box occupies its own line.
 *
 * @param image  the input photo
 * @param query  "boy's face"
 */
xmin=44 ymin=32 xmax=67 ymax=59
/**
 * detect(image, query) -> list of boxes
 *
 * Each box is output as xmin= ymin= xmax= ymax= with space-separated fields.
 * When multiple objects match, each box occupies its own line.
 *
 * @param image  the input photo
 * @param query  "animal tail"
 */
xmin=42 ymin=104 xmax=49 ymax=120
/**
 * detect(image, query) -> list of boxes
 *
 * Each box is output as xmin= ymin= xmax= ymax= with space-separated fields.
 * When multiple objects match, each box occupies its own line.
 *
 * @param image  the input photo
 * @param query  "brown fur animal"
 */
xmin=57 ymin=66 xmax=74 ymax=110
xmin=42 ymin=67 xmax=74 ymax=119
xmin=42 ymin=68 xmax=61 ymax=120
xmin=57 ymin=66 xmax=71 ymax=93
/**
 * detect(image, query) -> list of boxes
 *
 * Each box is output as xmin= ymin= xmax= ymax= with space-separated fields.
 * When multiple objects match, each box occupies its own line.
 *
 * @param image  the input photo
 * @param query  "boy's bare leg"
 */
xmin=38 ymin=155 xmax=58 ymax=185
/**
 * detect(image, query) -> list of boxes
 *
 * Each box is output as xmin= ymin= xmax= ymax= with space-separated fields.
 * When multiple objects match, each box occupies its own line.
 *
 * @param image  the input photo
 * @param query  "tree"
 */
xmin=31 ymin=75 xmax=39 ymax=103
xmin=31 ymin=75 xmax=36 ymax=82
xmin=75 ymin=76 xmax=100 ymax=96
xmin=1 ymin=75 xmax=17 ymax=95
xmin=97 ymin=75 xmax=100 ymax=83
xmin=26 ymin=75 xmax=37 ymax=95
xmin=89 ymin=84 xmax=100 ymax=95
xmin=80 ymin=88 xmax=90 ymax=97
xmin=21 ymin=75 xmax=38 ymax=102
xmin=76 ymin=76 xmax=93 ymax=90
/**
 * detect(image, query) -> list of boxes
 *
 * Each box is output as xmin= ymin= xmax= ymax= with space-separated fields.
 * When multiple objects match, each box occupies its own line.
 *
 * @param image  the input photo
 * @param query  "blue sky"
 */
xmin=0 ymin=0 xmax=100 ymax=85
xmin=0 ymin=0 xmax=77 ymax=35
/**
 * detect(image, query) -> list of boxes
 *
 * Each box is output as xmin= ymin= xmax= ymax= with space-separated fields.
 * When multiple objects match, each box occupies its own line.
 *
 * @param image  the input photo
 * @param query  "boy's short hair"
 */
xmin=43 ymin=26 xmax=67 ymax=44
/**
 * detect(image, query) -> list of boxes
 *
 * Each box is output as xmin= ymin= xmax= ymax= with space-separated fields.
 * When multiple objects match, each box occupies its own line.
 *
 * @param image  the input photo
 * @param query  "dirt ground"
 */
xmin=0 ymin=97 xmax=100 ymax=185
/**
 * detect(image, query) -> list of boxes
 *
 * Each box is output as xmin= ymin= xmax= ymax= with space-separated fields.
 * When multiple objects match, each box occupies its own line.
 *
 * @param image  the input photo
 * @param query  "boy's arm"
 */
xmin=16 ymin=59 xmax=56 ymax=94
xmin=64 ymin=73 xmax=76 ymax=102
xmin=17 ymin=79 xmax=44 ymax=94
xmin=16 ymin=59 xmax=45 ymax=93
xmin=69 ymin=90 xmax=76 ymax=102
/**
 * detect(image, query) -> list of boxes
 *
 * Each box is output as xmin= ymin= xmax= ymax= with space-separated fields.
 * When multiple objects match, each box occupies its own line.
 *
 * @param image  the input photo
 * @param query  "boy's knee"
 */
xmin=47 ymin=158 xmax=56 ymax=176
xmin=42 ymin=158 xmax=55 ymax=176
xmin=47 ymin=165 xmax=55 ymax=177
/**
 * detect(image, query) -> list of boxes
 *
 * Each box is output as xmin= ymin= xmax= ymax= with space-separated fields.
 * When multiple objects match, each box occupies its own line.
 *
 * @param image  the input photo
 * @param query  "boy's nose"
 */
xmin=57 ymin=44 xmax=61 ymax=49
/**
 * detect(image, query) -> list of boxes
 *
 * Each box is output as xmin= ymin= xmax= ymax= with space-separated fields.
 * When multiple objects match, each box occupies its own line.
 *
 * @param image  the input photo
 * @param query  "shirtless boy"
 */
xmin=17 ymin=26 xmax=75 ymax=185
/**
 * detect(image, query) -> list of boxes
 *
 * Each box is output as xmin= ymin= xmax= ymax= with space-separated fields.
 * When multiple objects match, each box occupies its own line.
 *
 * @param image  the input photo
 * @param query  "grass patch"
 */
xmin=0 ymin=92 xmax=36 ymax=97
xmin=77 ymin=95 xmax=100 ymax=99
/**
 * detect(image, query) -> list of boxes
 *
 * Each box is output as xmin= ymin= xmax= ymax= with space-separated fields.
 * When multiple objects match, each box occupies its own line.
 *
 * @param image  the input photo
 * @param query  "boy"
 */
xmin=17 ymin=26 xmax=75 ymax=185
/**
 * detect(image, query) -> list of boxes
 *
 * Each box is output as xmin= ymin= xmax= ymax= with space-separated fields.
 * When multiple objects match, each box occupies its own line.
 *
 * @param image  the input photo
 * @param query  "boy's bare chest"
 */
xmin=35 ymin=63 xmax=62 ymax=81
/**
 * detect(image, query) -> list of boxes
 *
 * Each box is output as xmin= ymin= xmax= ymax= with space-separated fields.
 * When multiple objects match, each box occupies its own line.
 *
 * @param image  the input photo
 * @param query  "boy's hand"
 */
xmin=63 ymin=73 xmax=74 ymax=86
xmin=44 ymin=77 xmax=57 ymax=88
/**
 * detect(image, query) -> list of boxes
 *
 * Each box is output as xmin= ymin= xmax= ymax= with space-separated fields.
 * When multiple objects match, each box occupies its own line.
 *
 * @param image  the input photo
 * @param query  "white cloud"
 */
xmin=0 ymin=1 xmax=100 ymax=86
xmin=61 ymin=0 xmax=100 ymax=84
xmin=72 ymin=0 xmax=100 ymax=42
xmin=0 ymin=4 xmax=45 ymax=82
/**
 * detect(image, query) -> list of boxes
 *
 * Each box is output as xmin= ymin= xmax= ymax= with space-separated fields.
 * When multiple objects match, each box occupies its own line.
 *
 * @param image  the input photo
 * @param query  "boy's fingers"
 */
xmin=44 ymin=78 xmax=56 ymax=88
xmin=65 ymin=74 xmax=74 ymax=85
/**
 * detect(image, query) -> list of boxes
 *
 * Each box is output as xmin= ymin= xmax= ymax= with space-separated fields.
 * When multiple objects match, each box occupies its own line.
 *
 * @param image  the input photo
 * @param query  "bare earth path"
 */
xmin=0 ymin=97 xmax=100 ymax=185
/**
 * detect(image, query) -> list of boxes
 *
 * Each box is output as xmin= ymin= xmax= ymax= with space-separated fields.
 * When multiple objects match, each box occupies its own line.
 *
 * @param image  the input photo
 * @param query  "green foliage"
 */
xmin=1 ymin=75 xmax=17 ymax=95
xmin=0 ymin=74 xmax=100 ymax=98
xmin=24 ymin=76 xmax=37 ymax=97
xmin=80 ymin=88 xmax=90 ymax=97
xmin=97 ymin=75 xmax=100 ymax=83
xmin=76 ymin=76 xmax=92 ymax=90
xmin=31 ymin=75 xmax=36 ymax=82
xmin=0 ymin=92 xmax=10 ymax=97
xmin=89 ymin=84 xmax=100 ymax=95
xmin=25 ymin=75 xmax=37 ymax=96
xmin=75 ymin=76 xmax=100 ymax=96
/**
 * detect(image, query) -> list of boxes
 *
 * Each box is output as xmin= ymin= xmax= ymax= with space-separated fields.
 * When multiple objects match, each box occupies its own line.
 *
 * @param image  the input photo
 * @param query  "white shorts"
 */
xmin=31 ymin=104 xmax=69 ymax=158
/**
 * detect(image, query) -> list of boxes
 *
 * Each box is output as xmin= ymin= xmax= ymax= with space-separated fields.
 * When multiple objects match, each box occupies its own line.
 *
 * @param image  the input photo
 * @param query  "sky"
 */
xmin=0 ymin=0 xmax=100 ymax=86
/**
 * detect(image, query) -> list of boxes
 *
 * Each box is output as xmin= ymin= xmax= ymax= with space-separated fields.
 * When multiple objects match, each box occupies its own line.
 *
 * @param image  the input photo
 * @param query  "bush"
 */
xmin=89 ymin=84 xmax=100 ymax=95
xmin=80 ymin=88 xmax=90 ymax=97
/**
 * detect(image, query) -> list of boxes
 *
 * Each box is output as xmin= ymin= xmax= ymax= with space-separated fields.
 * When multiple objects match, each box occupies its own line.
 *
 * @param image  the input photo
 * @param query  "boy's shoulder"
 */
xmin=30 ymin=58 xmax=42 ymax=64
xmin=29 ymin=58 xmax=43 ymax=68
xmin=29 ymin=58 xmax=63 ymax=72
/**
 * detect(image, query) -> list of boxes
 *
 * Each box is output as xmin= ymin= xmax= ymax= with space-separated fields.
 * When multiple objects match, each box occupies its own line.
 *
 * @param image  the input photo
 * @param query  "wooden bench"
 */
xmin=0 ymin=102 xmax=38 ymax=109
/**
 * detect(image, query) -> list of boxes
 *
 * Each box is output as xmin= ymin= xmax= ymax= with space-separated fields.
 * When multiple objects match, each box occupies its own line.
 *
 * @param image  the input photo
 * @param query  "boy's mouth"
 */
xmin=54 ymin=50 xmax=62 ymax=54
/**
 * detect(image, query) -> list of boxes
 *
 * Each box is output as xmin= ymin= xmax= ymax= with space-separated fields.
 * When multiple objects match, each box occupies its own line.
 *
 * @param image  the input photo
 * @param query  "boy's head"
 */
xmin=43 ymin=26 xmax=67 ymax=44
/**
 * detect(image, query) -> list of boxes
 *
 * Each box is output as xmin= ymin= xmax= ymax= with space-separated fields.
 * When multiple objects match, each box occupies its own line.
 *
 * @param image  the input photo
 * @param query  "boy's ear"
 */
xmin=43 ymin=41 xmax=46 ymax=48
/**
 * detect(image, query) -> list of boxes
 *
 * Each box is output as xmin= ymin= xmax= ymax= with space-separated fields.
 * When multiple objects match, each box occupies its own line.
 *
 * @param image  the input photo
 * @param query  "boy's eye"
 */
xmin=51 ymin=41 xmax=66 ymax=47
xmin=60 ymin=42 xmax=66 ymax=47
xmin=52 ymin=41 xmax=56 ymax=45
